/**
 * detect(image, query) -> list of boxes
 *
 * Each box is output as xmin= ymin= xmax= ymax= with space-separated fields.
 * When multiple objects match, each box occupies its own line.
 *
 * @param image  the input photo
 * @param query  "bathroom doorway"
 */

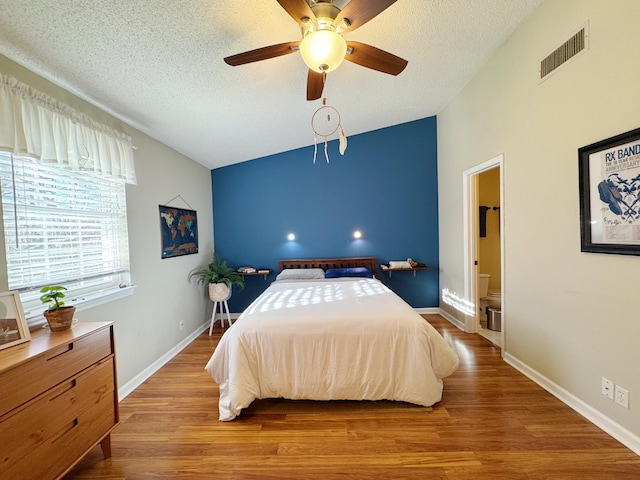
xmin=463 ymin=155 xmax=504 ymax=349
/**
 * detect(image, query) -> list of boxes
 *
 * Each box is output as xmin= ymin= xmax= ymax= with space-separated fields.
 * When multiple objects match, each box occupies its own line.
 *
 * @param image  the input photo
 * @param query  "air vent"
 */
xmin=540 ymin=23 xmax=588 ymax=80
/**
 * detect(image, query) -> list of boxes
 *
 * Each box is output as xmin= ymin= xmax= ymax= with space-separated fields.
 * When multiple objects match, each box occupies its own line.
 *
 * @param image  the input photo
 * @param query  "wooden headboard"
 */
xmin=279 ymin=257 xmax=377 ymax=274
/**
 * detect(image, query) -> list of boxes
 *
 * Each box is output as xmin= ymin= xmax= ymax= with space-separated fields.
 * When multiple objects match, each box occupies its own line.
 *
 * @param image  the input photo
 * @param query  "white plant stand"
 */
xmin=208 ymin=283 xmax=232 ymax=335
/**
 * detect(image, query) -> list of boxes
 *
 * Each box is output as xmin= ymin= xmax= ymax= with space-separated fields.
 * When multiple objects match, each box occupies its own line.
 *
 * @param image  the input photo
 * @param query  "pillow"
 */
xmin=325 ymin=267 xmax=373 ymax=279
xmin=275 ymin=268 xmax=325 ymax=281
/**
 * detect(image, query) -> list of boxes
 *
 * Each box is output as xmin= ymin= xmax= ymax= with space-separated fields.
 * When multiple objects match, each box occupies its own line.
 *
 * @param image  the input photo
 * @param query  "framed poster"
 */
xmin=0 ymin=291 xmax=30 ymax=351
xmin=159 ymin=205 xmax=199 ymax=259
xmin=578 ymin=127 xmax=640 ymax=255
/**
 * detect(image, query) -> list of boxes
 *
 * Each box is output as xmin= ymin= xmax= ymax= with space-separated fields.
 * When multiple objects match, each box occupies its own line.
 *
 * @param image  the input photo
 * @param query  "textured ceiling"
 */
xmin=0 ymin=0 xmax=541 ymax=169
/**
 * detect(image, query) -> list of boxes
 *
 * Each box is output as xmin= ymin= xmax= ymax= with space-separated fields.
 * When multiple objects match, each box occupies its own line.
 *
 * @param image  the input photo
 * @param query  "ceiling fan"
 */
xmin=224 ymin=0 xmax=408 ymax=101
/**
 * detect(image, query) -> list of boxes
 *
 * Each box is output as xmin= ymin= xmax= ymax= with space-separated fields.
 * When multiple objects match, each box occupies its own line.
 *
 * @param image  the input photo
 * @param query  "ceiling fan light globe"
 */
xmin=300 ymin=30 xmax=347 ymax=73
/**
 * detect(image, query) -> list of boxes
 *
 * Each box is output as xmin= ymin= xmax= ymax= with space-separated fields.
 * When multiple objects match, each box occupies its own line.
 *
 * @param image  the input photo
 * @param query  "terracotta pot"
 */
xmin=43 ymin=306 xmax=76 ymax=332
xmin=208 ymin=283 xmax=231 ymax=302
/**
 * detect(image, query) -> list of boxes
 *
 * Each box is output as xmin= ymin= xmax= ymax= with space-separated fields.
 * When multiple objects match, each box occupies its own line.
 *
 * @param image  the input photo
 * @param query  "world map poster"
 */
xmin=159 ymin=205 xmax=199 ymax=258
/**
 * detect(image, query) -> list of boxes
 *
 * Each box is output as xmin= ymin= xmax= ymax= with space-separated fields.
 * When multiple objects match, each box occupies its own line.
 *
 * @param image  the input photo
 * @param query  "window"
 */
xmin=0 ymin=152 xmax=131 ymax=320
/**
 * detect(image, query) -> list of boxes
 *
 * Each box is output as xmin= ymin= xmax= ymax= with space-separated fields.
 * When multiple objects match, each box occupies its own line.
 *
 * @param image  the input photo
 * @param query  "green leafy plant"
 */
xmin=188 ymin=253 xmax=244 ymax=289
xmin=40 ymin=285 xmax=69 ymax=311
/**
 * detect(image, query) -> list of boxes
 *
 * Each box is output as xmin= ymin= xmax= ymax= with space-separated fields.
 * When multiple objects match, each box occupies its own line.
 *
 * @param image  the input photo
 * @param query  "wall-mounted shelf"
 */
xmin=380 ymin=265 xmax=429 ymax=277
xmin=237 ymin=269 xmax=272 ymax=280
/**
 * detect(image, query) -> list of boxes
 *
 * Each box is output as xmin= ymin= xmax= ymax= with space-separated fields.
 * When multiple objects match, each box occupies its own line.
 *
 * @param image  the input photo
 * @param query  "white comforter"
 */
xmin=205 ymin=277 xmax=459 ymax=421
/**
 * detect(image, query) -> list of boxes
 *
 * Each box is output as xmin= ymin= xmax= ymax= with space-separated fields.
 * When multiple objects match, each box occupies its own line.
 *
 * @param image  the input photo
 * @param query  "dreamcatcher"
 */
xmin=311 ymin=97 xmax=347 ymax=164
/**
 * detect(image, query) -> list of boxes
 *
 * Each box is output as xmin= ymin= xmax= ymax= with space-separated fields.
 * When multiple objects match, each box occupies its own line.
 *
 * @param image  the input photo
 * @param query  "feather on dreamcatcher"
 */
xmin=311 ymin=97 xmax=347 ymax=164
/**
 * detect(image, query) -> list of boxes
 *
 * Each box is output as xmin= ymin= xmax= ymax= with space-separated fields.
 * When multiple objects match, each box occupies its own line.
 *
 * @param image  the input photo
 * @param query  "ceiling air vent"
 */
xmin=540 ymin=23 xmax=588 ymax=80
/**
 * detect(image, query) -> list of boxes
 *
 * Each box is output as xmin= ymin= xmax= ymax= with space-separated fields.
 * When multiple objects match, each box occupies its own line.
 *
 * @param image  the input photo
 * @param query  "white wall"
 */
xmin=438 ymin=0 xmax=640 ymax=442
xmin=0 ymin=55 xmax=214 ymax=389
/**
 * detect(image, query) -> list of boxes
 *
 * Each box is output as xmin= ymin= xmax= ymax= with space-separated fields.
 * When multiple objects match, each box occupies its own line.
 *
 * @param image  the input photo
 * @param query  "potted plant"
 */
xmin=189 ymin=253 xmax=244 ymax=302
xmin=40 ymin=285 xmax=76 ymax=332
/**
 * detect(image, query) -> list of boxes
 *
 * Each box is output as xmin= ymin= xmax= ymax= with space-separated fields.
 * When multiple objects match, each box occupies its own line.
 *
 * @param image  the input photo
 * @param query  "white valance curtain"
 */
xmin=0 ymin=73 xmax=136 ymax=184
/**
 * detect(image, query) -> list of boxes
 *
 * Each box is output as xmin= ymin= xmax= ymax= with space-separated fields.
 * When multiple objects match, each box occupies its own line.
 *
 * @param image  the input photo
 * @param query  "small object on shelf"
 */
xmin=237 ymin=267 xmax=272 ymax=280
xmin=381 ymin=261 xmax=429 ymax=277
xmin=407 ymin=257 xmax=426 ymax=268
xmin=388 ymin=260 xmax=413 ymax=269
xmin=237 ymin=266 xmax=257 ymax=274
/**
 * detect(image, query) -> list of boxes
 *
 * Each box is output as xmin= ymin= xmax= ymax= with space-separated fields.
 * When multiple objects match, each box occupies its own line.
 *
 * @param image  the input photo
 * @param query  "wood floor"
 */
xmin=65 ymin=315 xmax=640 ymax=479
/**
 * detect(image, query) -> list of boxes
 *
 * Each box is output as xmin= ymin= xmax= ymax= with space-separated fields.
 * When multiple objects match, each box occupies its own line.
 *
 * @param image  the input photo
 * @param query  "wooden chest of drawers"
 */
xmin=0 ymin=322 xmax=119 ymax=480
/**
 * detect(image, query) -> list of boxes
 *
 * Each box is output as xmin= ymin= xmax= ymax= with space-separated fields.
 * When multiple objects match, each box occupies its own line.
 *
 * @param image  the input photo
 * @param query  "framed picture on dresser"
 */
xmin=0 ymin=291 xmax=30 ymax=351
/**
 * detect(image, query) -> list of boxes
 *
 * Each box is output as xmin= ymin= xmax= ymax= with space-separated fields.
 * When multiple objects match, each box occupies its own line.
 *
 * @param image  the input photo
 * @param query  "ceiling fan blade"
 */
xmin=224 ymin=42 xmax=299 ymax=66
xmin=307 ymin=70 xmax=326 ymax=101
xmin=333 ymin=0 xmax=397 ymax=33
xmin=276 ymin=0 xmax=317 ymax=27
xmin=345 ymin=42 xmax=408 ymax=75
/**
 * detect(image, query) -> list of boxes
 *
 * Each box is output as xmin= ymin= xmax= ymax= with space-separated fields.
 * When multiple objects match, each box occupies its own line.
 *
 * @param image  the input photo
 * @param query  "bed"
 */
xmin=205 ymin=257 xmax=459 ymax=421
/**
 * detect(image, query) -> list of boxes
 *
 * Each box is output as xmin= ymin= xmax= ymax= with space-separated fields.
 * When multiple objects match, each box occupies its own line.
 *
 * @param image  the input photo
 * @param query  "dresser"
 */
xmin=0 ymin=322 xmax=119 ymax=480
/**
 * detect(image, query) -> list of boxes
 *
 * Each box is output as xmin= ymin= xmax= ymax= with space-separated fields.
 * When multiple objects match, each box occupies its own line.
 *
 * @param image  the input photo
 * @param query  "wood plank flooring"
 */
xmin=65 ymin=315 xmax=640 ymax=479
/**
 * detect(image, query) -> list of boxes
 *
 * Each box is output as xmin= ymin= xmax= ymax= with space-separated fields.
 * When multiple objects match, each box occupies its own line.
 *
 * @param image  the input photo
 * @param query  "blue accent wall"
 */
xmin=210 ymin=116 xmax=438 ymax=311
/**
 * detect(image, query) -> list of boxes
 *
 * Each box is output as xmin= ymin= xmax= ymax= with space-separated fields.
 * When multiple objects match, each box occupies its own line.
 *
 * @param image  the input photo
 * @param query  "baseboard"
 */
xmin=438 ymin=308 xmax=466 ymax=331
xmin=118 ymin=321 xmax=209 ymax=400
xmin=415 ymin=307 xmax=440 ymax=314
xmin=504 ymin=352 xmax=640 ymax=456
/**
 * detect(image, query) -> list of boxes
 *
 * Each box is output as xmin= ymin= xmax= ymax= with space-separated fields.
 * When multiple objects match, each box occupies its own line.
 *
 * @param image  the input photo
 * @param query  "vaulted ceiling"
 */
xmin=0 ymin=0 xmax=541 ymax=169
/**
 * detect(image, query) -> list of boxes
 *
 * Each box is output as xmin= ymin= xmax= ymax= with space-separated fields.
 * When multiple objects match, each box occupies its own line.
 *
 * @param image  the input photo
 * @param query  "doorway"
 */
xmin=463 ymin=155 xmax=504 ymax=350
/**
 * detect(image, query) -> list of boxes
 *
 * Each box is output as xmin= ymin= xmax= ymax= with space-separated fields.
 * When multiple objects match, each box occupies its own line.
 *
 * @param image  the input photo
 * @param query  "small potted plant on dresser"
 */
xmin=189 ymin=253 xmax=244 ymax=302
xmin=40 ymin=285 xmax=76 ymax=332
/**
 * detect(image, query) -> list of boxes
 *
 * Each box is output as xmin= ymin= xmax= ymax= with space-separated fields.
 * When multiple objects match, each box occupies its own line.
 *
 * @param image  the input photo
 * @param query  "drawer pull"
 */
xmin=51 ymin=418 xmax=78 ymax=443
xmin=49 ymin=379 xmax=77 ymax=401
xmin=47 ymin=342 xmax=74 ymax=361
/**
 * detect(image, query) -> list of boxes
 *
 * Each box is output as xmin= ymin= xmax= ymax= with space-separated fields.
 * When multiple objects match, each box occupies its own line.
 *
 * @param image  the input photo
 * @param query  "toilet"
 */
xmin=478 ymin=274 xmax=490 ymax=298
xmin=479 ymin=273 xmax=501 ymax=331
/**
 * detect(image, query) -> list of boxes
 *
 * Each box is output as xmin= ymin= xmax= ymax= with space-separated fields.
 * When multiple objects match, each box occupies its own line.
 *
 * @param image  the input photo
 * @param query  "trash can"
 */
xmin=487 ymin=308 xmax=502 ymax=332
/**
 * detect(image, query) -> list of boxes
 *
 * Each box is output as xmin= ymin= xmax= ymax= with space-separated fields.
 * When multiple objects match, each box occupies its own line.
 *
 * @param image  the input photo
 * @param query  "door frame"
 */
xmin=462 ymin=154 xmax=505 ymax=349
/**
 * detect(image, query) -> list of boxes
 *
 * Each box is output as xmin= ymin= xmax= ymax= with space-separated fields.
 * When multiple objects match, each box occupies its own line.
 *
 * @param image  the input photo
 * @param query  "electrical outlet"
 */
xmin=179 ymin=320 xmax=184 ymax=331
xmin=614 ymin=385 xmax=629 ymax=409
xmin=602 ymin=377 xmax=614 ymax=399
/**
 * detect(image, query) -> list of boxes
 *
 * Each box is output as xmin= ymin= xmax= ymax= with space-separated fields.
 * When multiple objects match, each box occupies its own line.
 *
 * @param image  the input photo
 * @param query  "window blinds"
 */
xmin=0 ymin=152 xmax=130 ymax=315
